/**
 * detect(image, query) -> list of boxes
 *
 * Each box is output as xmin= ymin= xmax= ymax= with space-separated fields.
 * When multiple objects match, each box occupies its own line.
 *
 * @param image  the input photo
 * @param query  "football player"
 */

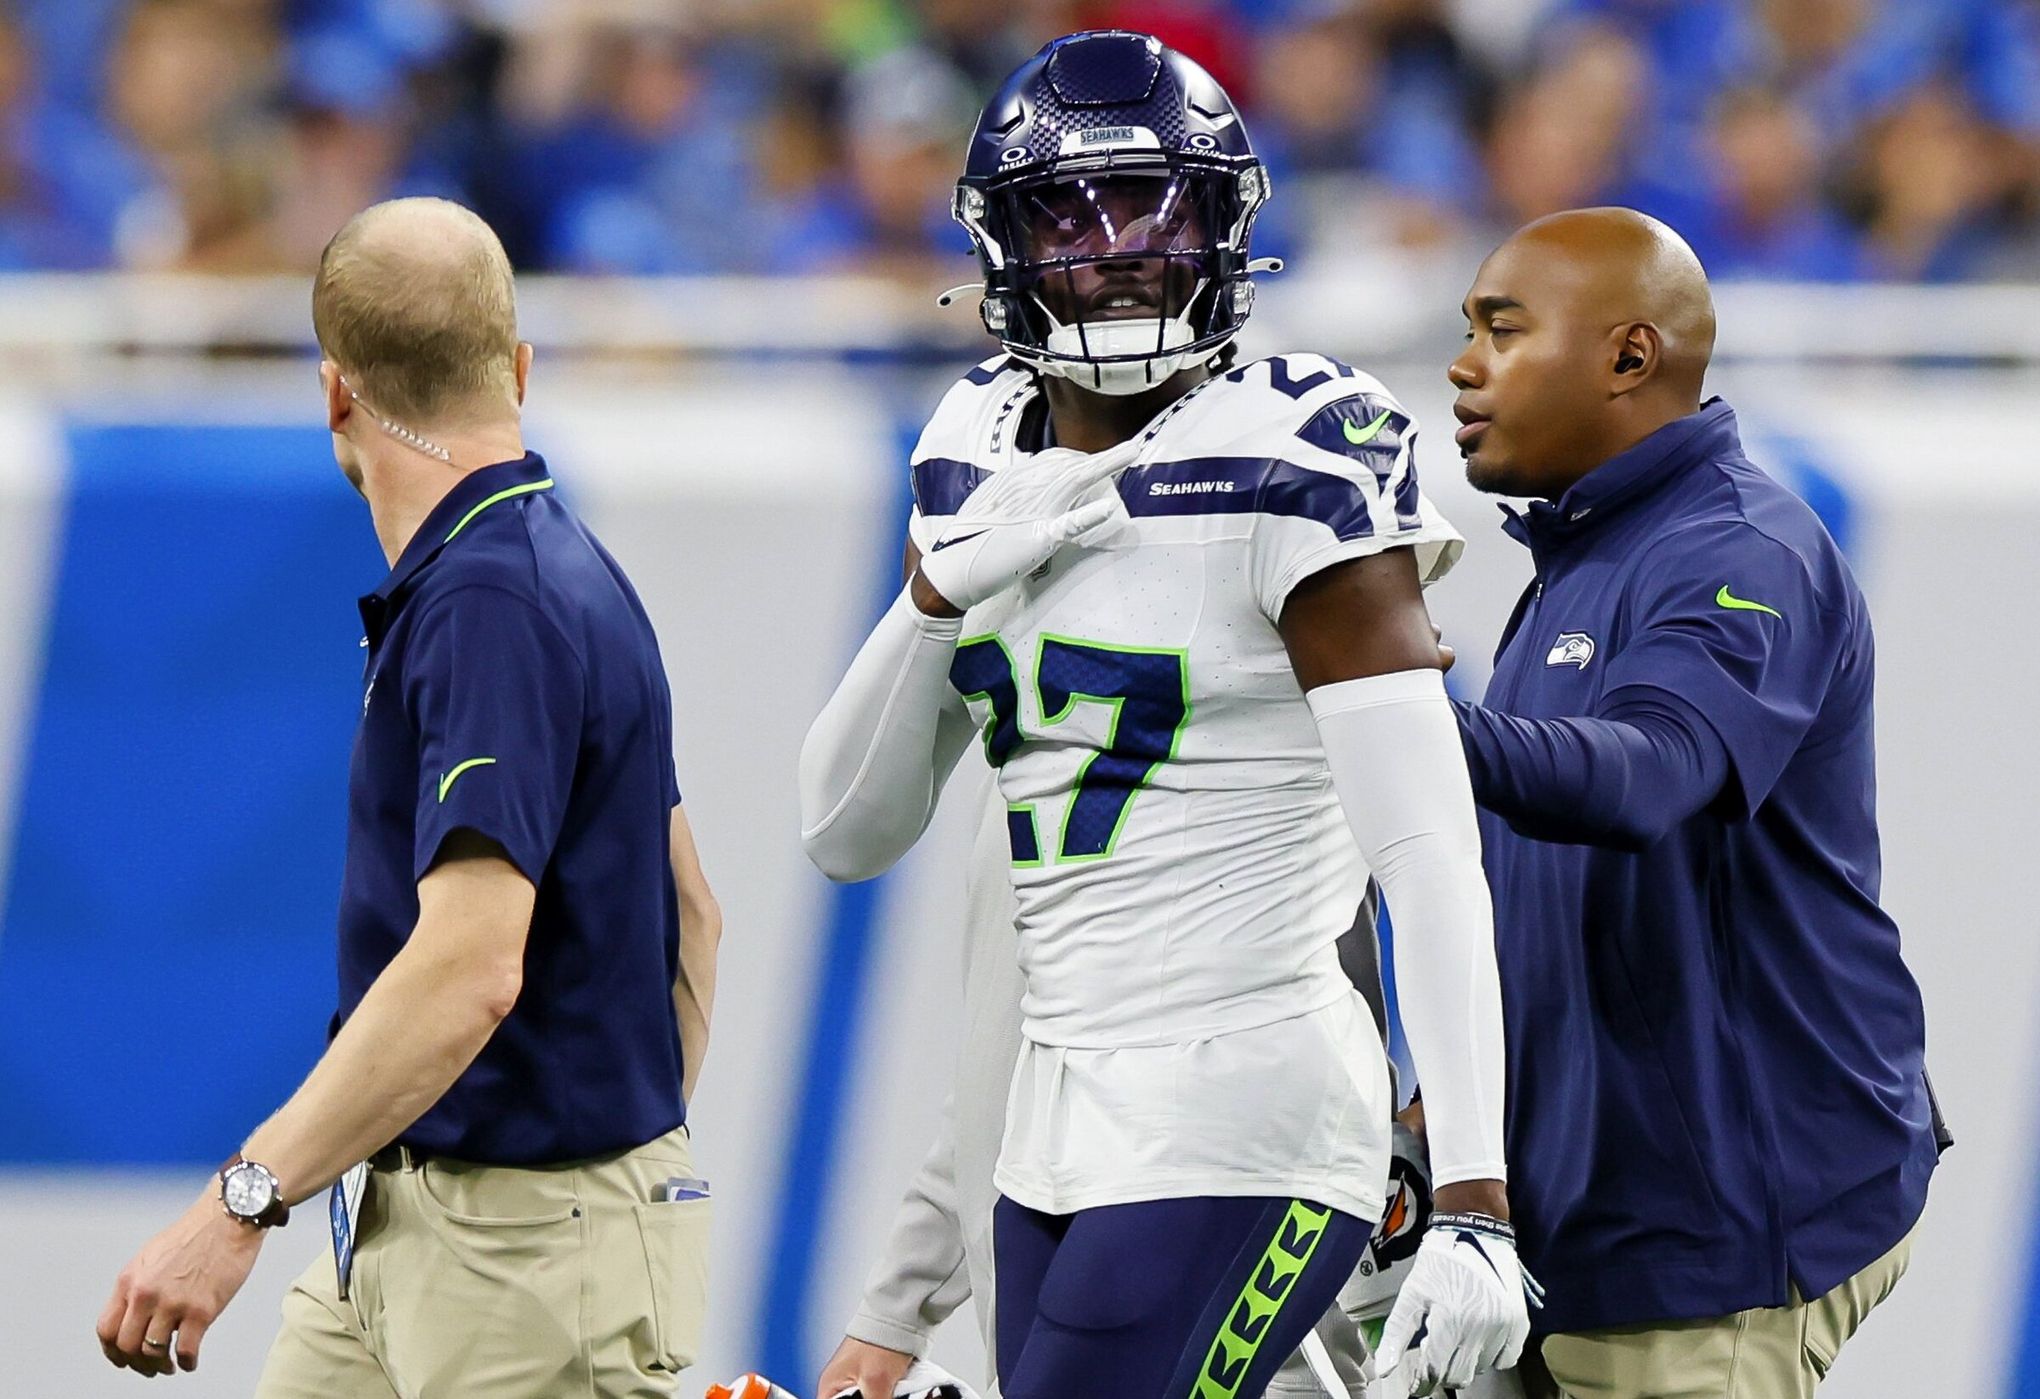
xmin=812 ymin=801 xmax=1526 ymax=1399
xmin=801 ymin=30 xmax=1529 ymax=1399
xmin=815 ymin=795 xmax=1386 ymax=1399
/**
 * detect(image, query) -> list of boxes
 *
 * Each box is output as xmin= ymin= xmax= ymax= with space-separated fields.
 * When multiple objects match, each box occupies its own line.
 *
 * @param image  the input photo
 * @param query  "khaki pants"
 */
xmin=255 ymin=1125 xmax=710 ymax=1399
xmin=1530 ymin=1226 xmax=1914 ymax=1399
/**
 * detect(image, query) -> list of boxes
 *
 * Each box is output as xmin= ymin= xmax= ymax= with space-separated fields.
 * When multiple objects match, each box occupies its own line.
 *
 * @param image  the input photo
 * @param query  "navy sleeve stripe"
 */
xmin=917 ymin=452 xmax=1390 ymax=538
xmin=963 ymin=357 xmax=1019 ymax=386
xmin=911 ymin=457 xmax=990 ymax=517
xmin=1120 ymin=456 xmax=1378 ymax=540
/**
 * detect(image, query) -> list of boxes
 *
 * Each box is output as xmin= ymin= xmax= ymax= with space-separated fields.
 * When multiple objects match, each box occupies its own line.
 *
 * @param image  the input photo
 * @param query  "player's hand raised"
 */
xmin=1363 ymin=1211 xmax=1540 ymax=1395
xmin=913 ymin=438 xmax=1136 ymax=614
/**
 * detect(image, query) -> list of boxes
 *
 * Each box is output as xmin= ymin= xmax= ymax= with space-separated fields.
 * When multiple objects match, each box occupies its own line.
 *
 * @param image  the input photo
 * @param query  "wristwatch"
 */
xmin=218 ymin=1155 xmax=291 ymax=1228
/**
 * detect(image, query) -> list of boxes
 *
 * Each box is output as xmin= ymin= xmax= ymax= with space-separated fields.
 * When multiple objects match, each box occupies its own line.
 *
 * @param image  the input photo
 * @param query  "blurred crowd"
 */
xmin=0 ymin=0 xmax=2034 ymax=283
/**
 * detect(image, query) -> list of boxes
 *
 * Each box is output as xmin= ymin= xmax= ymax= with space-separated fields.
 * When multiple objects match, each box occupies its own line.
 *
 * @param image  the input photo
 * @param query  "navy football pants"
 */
xmin=993 ymin=1193 xmax=1372 ymax=1399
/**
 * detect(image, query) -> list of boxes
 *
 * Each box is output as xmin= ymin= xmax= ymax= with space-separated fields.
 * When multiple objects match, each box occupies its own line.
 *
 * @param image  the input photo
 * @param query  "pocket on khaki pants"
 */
xmin=632 ymin=1197 xmax=711 ymax=1372
xmin=377 ymin=1165 xmax=589 ymax=1394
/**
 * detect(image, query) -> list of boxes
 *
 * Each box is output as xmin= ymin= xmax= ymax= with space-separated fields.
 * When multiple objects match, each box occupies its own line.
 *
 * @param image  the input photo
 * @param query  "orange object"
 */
xmin=704 ymin=1375 xmax=793 ymax=1399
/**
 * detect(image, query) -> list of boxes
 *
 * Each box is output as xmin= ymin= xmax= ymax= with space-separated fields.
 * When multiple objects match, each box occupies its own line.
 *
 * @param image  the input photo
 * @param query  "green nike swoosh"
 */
xmin=437 ymin=757 xmax=497 ymax=803
xmin=1343 ymin=409 xmax=1393 ymax=447
xmin=1716 ymin=585 xmax=1782 ymax=619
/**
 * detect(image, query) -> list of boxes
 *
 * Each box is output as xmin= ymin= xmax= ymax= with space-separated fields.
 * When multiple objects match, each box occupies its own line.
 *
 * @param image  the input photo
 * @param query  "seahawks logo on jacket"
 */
xmin=1547 ymin=632 xmax=1596 ymax=669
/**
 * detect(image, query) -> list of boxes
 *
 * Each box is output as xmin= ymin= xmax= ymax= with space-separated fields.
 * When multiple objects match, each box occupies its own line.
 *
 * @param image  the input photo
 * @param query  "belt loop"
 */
xmin=368 ymin=1142 xmax=427 ymax=1173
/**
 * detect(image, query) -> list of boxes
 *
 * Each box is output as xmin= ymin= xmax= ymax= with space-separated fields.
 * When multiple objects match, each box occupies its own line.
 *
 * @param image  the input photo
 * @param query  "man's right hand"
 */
xmin=815 ymin=1335 xmax=915 ymax=1399
xmin=913 ymin=439 xmax=1136 ymax=615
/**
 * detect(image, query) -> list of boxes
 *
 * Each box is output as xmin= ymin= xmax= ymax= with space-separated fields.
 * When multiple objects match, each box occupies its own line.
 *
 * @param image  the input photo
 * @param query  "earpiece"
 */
xmin=1615 ymin=354 xmax=1644 ymax=374
xmin=337 ymin=374 xmax=453 ymax=463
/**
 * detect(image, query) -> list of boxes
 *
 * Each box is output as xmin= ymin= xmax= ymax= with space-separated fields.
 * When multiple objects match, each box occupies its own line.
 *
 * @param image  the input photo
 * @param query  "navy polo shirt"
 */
xmin=1462 ymin=401 xmax=1936 ymax=1333
xmin=336 ymin=453 xmax=686 ymax=1165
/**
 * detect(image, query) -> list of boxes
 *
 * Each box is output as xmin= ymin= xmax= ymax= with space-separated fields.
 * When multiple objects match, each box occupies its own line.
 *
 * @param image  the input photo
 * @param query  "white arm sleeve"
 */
xmin=1308 ymin=668 xmax=1508 ymax=1188
xmin=846 ymin=783 xmax=1026 ymax=1359
xmin=844 ymin=1093 xmax=972 ymax=1356
xmin=799 ymin=587 xmax=975 ymax=882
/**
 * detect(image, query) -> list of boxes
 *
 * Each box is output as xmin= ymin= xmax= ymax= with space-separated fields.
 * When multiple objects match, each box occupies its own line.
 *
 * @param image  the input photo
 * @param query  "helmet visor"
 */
xmin=1005 ymin=172 xmax=1217 ymax=266
xmin=994 ymin=170 xmax=1228 ymax=338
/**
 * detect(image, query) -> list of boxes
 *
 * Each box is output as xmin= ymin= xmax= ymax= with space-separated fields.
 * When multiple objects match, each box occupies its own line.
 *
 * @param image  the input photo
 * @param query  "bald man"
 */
xmin=94 ymin=198 xmax=721 ymax=1396
xmin=1426 ymin=207 xmax=1941 ymax=1397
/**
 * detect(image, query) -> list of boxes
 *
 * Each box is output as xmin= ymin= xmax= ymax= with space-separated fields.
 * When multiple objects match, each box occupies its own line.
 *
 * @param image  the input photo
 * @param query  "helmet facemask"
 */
xmin=957 ymin=156 xmax=1269 ymax=396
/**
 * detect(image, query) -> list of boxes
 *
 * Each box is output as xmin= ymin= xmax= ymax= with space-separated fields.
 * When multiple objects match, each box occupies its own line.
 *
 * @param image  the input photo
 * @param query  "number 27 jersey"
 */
xmin=909 ymin=352 xmax=1463 ymax=1050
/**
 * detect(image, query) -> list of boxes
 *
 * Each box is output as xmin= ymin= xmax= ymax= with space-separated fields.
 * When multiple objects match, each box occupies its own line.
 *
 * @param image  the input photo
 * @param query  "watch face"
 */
xmin=222 ymin=1163 xmax=275 ymax=1218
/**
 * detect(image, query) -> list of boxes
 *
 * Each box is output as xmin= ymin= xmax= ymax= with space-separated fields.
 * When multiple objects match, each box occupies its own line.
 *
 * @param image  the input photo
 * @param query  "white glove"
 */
xmin=1363 ymin=1214 xmax=1538 ymax=1396
xmin=895 ymin=1358 xmax=983 ymax=1398
xmin=819 ymin=1358 xmax=983 ymax=1399
xmin=915 ymin=439 xmax=1136 ymax=611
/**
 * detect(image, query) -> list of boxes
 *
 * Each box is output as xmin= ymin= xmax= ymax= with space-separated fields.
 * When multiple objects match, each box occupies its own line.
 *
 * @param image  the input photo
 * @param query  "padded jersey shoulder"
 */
xmin=908 ymin=350 xmax=1430 ymax=528
xmin=1116 ymin=352 xmax=1431 ymax=543
xmin=909 ymin=354 xmax=1041 ymax=519
xmin=1135 ymin=352 xmax=1418 ymax=476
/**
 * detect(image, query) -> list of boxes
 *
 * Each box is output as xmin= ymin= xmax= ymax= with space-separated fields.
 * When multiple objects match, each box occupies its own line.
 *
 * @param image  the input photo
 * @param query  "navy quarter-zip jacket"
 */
xmin=1455 ymin=399 xmax=1937 ymax=1333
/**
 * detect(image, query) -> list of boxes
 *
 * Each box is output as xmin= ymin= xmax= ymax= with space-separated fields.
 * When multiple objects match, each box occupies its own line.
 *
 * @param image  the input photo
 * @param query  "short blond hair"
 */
xmin=312 ymin=198 xmax=519 ymax=425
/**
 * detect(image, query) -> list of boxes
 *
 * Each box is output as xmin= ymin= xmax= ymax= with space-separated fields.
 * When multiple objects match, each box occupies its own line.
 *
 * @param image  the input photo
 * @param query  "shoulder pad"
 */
xmin=912 ymin=354 xmax=1029 ymax=465
xmin=1145 ymin=352 xmax=1413 ymax=474
xmin=909 ymin=354 xmax=1034 ymax=520
xmin=1125 ymin=353 xmax=1427 ymax=541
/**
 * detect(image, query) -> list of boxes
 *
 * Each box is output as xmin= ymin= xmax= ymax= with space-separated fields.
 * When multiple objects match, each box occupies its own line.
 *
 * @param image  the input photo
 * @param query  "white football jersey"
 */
xmin=910 ymin=351 xmax=1463 ymax=1049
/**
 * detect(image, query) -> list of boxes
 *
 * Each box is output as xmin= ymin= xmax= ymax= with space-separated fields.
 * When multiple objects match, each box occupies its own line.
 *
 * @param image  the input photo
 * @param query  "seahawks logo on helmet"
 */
xmin=951 ymin=29 xmax=1275 ymax=397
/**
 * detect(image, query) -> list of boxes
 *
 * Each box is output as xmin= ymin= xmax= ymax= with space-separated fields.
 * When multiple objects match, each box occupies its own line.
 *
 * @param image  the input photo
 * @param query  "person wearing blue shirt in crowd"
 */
xmin=1639 ymin=84 xmax=1865 ymax=283
xmin=1438 ymin=206 xmax=1941 ymax=1398
xmin=1557 ymin=0 xmax=2040 ymax=282
xmin=94 ymin=197 xmax=722 ymax=1398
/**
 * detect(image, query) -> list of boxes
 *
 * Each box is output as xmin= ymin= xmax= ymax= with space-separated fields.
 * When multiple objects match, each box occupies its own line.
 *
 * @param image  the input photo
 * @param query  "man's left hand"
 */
xmin=1364 ymin=1213 xmax=1531 ymax=1395
xmin=96 ymin=1188 xmax=266 ymax=1375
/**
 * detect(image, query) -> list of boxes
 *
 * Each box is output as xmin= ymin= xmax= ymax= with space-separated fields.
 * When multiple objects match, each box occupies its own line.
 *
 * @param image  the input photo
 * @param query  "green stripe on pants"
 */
xmin=1190 ymin=1200 xmax=1334 ymax=1399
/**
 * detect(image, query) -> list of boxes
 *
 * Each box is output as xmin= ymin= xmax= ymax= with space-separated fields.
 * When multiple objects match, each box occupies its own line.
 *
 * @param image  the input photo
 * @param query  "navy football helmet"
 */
xmin=951 ymin=30 xmax=1275 ymax=395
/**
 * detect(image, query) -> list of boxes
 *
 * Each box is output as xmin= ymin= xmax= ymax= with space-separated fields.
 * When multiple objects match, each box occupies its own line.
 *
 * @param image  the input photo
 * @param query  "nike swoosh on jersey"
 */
xmin=438 ymin=757 xmax=497 ymax=802
xmin=1342 ymin=409 xmax=1394 ymax=447
xmin=931 ymin=528 xmax=990 ymax=552
xmin=1715 ymin=585 xmax=1782 ymax=618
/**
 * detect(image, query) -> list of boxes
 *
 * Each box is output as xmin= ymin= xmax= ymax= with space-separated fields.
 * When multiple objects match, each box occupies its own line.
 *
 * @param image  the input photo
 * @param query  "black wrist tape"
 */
xmin=1429 ymin=1210 xmax=1515 ymax=1243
